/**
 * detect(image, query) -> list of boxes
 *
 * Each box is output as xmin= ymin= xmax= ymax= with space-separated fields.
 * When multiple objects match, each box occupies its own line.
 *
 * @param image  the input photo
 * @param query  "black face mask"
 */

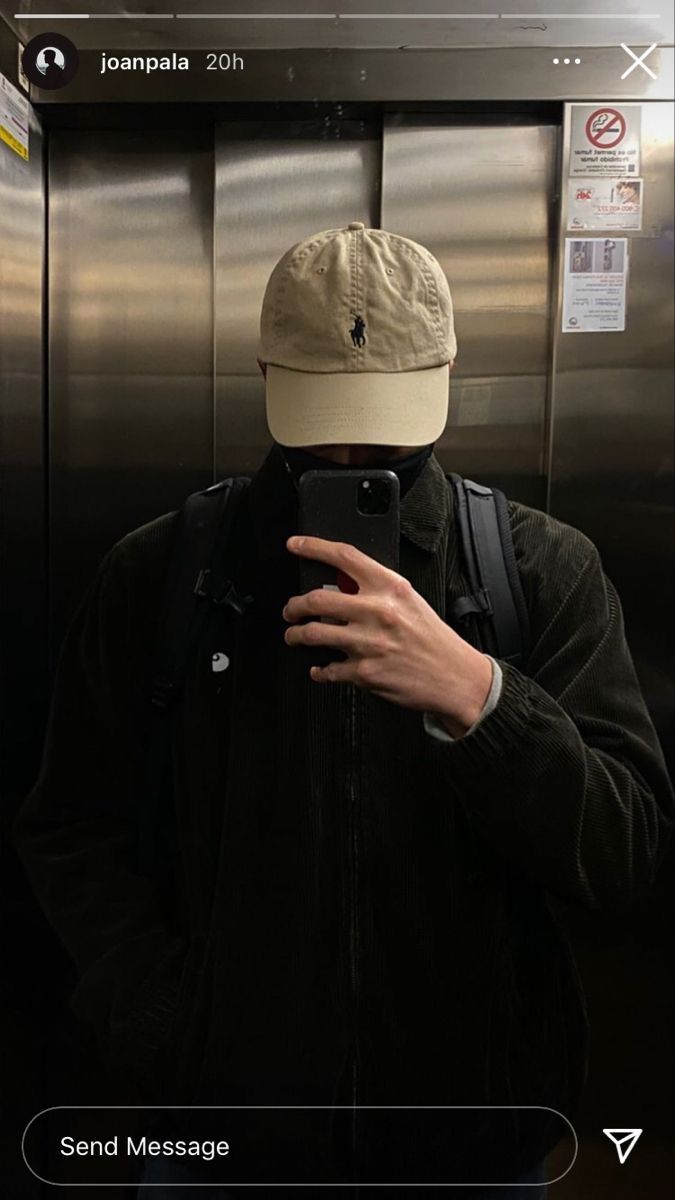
xmin=277 ymin=442 xmax=434 ymax=499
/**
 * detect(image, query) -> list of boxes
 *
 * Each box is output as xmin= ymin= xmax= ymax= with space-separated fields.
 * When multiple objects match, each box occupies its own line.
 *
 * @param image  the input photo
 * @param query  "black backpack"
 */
xmin=139 ymin=473 xmax=530 ymax=874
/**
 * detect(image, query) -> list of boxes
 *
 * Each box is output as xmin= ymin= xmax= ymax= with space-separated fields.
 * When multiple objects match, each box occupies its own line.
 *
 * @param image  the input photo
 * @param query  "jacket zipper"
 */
xmin=348 ymin=681 xmax=359 ymax=1184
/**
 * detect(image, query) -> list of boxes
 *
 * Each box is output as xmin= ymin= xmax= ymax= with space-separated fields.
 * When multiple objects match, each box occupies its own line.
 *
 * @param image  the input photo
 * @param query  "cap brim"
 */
xmin=265 ymin=364 xmax=449 ymax=447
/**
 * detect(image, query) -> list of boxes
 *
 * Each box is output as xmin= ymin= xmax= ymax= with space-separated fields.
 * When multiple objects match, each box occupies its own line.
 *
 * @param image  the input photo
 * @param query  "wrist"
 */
xmin=434 ymin=650 xmax=494 ymax=739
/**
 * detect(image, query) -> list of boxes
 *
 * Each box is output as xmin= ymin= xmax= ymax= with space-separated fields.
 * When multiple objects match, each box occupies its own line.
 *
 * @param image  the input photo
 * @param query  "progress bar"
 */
xmin=13 ymin=11 xmax=176 ymax=16
xmin=13 ymin=12 xmax=664 ymax=20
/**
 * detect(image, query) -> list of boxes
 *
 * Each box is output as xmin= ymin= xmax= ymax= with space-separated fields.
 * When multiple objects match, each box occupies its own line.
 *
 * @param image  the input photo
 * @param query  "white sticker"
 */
xmin=562 ymin=238 xmax=629 ymax=333
xmin=569 ymin=105 xmax=641 ymax=178
xmin=0 ymin=70 xmax=29 ymax=160
xmin=568 ymin=176 xmax=643 ymax=232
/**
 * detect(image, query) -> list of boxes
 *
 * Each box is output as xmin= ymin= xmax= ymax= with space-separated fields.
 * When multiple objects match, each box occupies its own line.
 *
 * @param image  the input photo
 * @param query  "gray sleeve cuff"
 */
xmin=423 ymin=656 xmax=503 ymax=743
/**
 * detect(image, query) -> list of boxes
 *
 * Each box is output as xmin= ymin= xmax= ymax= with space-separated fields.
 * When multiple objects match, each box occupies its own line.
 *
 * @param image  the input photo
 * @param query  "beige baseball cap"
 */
xmin=259 ymin=222 xmax=456 ymax=447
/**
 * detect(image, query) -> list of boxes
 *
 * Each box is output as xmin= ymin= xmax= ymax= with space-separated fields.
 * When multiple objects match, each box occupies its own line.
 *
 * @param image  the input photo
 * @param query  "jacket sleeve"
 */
xmin=13 ymin=538 xmax=187 ymax=1087
xmin=424 ymin=657 xmax=503 ymax=742
xmin=425 ymin=520 xmax=674 ymax=912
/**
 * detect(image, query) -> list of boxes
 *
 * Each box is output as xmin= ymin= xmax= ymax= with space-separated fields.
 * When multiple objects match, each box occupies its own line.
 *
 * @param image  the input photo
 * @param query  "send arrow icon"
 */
xmin=603 ymin=1128 xmax=643 ymax=1164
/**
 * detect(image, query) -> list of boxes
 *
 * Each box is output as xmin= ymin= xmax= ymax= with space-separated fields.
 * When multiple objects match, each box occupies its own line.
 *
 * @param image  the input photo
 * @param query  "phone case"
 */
xmin=296 ymin=465 xmax=396 ymax=583
xmin=297 ymin=469 xmax=400 ymax=597
xmin=295 ymin=470 xmax=400 ymax=668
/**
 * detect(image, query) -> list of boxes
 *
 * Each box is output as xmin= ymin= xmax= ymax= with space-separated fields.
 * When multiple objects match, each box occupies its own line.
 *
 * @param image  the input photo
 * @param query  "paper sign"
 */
xmin=0 ymin=70 xmax=29 ymax=160
xmin=569 ymin=105 xmax=641 ymax=177
xmin=562 ymin=238 xmax=629 ymax=333
xmin=568 ymin=177 xmax=643 ymax=231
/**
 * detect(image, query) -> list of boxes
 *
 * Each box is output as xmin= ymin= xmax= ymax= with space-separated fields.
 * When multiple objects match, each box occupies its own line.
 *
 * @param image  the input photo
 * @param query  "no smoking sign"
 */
xmin=570 ymin=104 xmax=641 ymax=177
xmin=585 ymin=108 xmax=626 ymax=150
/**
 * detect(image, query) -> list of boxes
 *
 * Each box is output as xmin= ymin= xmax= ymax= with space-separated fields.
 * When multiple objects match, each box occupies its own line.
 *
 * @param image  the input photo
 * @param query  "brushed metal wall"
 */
xmin=1 ymin=24 xmax=47 ymax=1198
xmin=214 ymin=120 xmax=380 ymax=479
xmin=48 ymin=128 xmax=214 ymax=647
xmin=382 ymin=115 xmax=558 ymax=509
xmin=0 ymin=76 xmax=45 ymax=796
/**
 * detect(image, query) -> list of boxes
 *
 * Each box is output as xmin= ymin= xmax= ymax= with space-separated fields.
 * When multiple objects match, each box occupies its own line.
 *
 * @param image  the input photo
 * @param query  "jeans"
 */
xmin=136 ymin=1156 xmax=547 ymax=1199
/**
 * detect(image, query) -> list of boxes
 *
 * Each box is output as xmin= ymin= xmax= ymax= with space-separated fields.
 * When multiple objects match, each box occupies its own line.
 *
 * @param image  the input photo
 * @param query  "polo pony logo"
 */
xmin=349 ymin=314 xmax=366 ymax=347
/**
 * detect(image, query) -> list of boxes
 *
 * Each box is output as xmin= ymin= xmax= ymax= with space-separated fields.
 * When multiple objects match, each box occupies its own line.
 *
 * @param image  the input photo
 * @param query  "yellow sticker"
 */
xmin=0 ymin=124 xmax=29 ymax=159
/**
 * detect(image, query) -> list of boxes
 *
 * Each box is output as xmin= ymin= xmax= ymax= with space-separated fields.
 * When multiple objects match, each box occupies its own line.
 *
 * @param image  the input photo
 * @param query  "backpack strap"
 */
xmin=446 ymin=474 xmax=530 ymax=669
xmin=139 ymin=476 xmax=252 ymax=875
xmin=151 ymin=477 xmax=253 ymax=710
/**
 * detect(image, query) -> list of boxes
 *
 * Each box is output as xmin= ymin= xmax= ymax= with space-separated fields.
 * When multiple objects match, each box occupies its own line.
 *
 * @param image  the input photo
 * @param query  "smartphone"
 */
xmin=296 ymin=470 xmax=400 ymax=665
xmin=298 ymin=469 xmax=400 ymax=588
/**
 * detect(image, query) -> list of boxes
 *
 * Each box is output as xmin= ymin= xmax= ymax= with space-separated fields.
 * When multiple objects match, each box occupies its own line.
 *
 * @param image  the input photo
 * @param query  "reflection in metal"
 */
xmin=0 ymin=78 xmax=45 ymax=794
xmin=382 ymin=116 xmax=558 ymax=509
xmin=48 ymin=129 xmax=214 ymax=643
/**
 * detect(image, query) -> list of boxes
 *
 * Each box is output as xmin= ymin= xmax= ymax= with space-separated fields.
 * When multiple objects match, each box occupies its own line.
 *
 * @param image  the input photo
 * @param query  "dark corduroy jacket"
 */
xmin=15 ymin=445 xmax=673 ymax=1184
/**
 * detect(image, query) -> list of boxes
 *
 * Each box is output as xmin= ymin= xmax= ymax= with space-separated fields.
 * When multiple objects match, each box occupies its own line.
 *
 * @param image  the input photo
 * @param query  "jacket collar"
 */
xmin=247 ymin=442 xmax=450 ymax=561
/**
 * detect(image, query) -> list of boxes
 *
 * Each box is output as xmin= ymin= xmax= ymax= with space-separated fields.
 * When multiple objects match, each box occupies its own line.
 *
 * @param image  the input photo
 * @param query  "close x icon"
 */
xmin=620 ymin=44 xmax=658 ymax=80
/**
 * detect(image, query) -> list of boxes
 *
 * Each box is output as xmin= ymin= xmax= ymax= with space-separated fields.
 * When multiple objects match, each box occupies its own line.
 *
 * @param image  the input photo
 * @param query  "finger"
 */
xmin=285 ymin=620 xmax=356 ymax=651
xmin=286 ymin=535 xmax=389 ymax=588
xmin=283 ymin=587 xmax=373 ymax=625
xmin=309 ymin=660 xmax=358 ymax=685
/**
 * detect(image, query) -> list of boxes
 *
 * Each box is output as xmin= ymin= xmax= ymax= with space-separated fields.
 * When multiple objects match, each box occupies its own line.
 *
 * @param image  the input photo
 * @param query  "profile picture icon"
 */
xmin=22 ymin=33 xmax=79 ymax=90
xmin=36 ymin=46 xmax=66 ymax=77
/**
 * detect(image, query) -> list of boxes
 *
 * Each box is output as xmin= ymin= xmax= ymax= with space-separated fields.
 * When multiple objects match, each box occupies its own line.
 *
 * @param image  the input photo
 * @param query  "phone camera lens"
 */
xmin=358 ymin=478 xmax=390 ymax=516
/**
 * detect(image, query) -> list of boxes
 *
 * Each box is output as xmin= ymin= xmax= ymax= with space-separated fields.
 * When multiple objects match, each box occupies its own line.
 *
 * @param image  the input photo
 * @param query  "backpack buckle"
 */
xmin=194 ymin=569 xmax=253 ymax=614
xmin=213 ymin=580 xmax=254 ymax=614
xmin=194 ymin=568 xmax=212 ymax=599
xmin=449 ymin=587 xmax=494 ymax=623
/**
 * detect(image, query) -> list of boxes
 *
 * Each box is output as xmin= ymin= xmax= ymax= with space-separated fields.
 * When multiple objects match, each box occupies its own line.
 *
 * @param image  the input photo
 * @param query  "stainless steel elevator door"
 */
xmin=382 ymin=116 xmax=558 ymax=508
xmin=48 ymin=128 xmax=215 ymax=648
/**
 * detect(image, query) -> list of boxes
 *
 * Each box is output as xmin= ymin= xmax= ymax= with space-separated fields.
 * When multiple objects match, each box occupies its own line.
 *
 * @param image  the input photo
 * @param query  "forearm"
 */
xmin=425 ymin=661 xmax=672 ymax=910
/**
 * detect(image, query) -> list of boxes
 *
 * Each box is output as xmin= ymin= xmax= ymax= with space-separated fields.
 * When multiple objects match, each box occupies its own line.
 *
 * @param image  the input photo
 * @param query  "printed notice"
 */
xmin=569 ymin=105 xmax=641 ymax=178
xmin=562 ymin=238 xmax=629 ymax=333
xmin=0 ymin=70 xmax=29 ymax=160
xmin=568 ymin=177 xmax=643 ymax=231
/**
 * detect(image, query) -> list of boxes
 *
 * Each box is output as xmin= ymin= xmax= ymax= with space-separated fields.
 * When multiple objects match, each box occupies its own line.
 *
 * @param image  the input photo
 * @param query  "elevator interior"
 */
xmin=1 ymin=11 xmax=673 ymax=1198
xmin=35 ymin=103 xmax=675 ymax=747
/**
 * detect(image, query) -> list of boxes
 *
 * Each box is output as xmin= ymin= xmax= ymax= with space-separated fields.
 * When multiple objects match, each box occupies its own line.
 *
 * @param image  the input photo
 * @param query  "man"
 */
xmin=15 ymin=223 xmax=673 ymax=1199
